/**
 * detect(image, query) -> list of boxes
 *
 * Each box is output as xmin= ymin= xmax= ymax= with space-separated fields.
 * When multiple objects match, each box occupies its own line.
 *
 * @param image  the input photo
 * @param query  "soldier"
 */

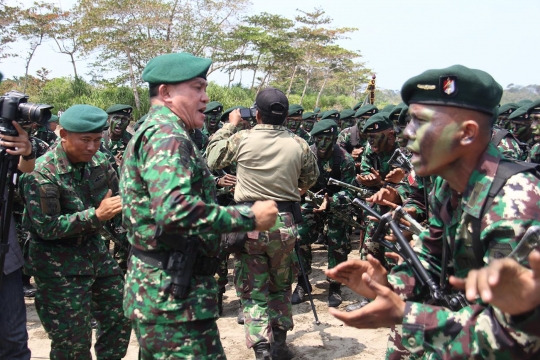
xmin=339 ymin=109 xmax=356 ymax=131
xmin=326 ymin=64 xmax=540 ymax=359
xmin=508 ymin=100 xmax=540 ymax=162
xmin=284 ymin=104 xmax=312 ymax=144
xmin=119 ymin=52 xmax=278 ymax=359
xmin=319 ymin=110 xmax=340 ymax=130
xmin=48 ymin=114 xmax=59 ymax=133
xmin=102 ymin=104 xmax=133 ymax=164
xmin=301 ymin=111 xmax=316 ymax=133
xmin=19 ymin=104 xmax=131 ymax=359
xmin=495 ymin=102 xmax=519 ymax=129
xmin=202 ymin=101 xmax=223 ymax=140
xmin=0 ymin=76 xmax=35 ymax=358
xmin=32 ymin=115 xmax=58 ymax=146
xmin=490 ymin=105 xmax=524 ymax=161
xmin=337 ymin=104 xmax=379 ymax=173
xmin=207 ymin=87 xmax=318 ymax=360
xmin=293 ymin=120 xmax=356 ymax=308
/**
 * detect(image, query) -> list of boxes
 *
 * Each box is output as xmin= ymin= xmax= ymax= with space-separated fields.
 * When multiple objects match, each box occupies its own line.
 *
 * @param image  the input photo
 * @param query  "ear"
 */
xmin=158 ymin=84 xmax=171 ymax=104
xmin=460 ymin=120 xmax=479 ymax=145
xmin=59 ymin=128 xmax=67 ymax=140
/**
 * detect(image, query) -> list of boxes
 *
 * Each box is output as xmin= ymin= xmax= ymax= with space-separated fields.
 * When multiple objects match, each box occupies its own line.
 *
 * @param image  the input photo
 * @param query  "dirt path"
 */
xmin=27 ymin=239 xmax=389 ymax=359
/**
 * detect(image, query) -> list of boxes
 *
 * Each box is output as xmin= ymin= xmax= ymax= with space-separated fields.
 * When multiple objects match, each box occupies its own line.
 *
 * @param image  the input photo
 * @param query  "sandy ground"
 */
xmin=26 ymin=238 xmax=389 ymax=359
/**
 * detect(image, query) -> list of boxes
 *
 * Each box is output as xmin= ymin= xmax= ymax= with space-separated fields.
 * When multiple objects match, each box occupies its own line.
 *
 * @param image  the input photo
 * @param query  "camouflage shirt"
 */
xmin=337 ymin=125 xmax=367 ymax=155
xmin=102 ymin=130 xmax=132 ymax=158
xmin=530 ymin=142 xmax=540 ymax=163
xmin=19 ymin=141 xmax=122 ymax=278
xmin=294 ymin=127 xmax=313 ymax=145
xmin=33 ymin=125 xmax=58 ymax=147
xmin=491 ymin=128 xmax=524 ymax=161
xmin=119 ymin=105 xmax=256 ymax=324
xmin=388 ymin=143 xmax=540 ymax=358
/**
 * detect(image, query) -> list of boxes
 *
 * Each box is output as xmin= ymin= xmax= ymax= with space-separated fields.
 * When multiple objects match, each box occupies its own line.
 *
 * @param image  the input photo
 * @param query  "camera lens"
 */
xmin=18 ymin=103 xmax=53 ymax=126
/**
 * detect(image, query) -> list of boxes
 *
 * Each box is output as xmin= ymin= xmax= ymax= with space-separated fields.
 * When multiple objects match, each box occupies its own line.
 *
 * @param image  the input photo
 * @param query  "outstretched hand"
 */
xmin=328 ymin=272 xmax=405 ymax=329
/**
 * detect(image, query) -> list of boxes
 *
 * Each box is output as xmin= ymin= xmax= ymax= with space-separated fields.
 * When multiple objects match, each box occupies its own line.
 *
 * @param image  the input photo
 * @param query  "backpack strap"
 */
xmin=491 ymin=128 xmax=509 ymax=147
xmin=470 ymin=160 xmax=540 ymax=267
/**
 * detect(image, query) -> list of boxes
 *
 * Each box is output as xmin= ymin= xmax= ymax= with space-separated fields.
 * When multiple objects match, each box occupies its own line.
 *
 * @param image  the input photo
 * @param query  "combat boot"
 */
xmin=271 ymin=327 xmax=294 ymax=360
xmin=237 ymin=307 xmax=245 ymax=325
xmin=345 ymin=296 xmax=369 ymax=312
xmin=291 ymin=276 xmax=312 ymax=305
xmin=328 ymin=282 xmax=342 ymax=308
xmin=253 ymin=342 xmax=271 ymax=360
xmin=218 ymin=289 xmax=225 ymax=316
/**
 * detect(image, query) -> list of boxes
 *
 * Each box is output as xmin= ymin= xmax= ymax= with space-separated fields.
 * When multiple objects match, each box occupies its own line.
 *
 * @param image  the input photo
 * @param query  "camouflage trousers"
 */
xmin=34 ymin=273 xmax=131 ymax=360
xmin=133 ymin=319 xmax=226 ymax=360
xmin=297 ymin=208 xmax=351 ymax=277
xmin=234 ymin=212 xmax=298 ymax=348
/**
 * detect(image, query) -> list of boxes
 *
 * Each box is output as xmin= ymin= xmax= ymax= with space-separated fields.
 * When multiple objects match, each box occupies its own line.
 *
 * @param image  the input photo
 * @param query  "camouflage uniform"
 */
xmin=102 ymin=129 xmax=132 ymax=159
xmin=337 ymin=125 xmax=367 ymax=155
xmin=19 ymin=141 xmax=131 ymax=360
xmin=33 ymin=124 xmax=58 ymax=146
xmin=297 ymin=145 xmax=356 ymax=276
xmin=294 ymin=127 xmax=313 ymax=145
xmin=120 ymin=105 xmax=257 ymax=358
xmin=386 ymin=144 xmax=540 ymax=359
xmin=491 ymin=127 xmax=524 ymax=161
xmin=207 ymin=122 xmax=318 ymax=349
xmin=530 ymin=142 xmax=540 ymax=163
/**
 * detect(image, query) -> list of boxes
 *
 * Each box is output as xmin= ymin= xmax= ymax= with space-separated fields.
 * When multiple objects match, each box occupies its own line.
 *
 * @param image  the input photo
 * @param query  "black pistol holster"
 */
xmin=133 ymin=229 xmax=219 ymax=299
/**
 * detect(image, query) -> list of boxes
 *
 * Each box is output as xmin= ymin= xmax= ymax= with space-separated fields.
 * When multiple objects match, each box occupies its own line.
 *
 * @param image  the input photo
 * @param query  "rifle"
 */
xmin=327 ymin=178 xmax=376 ymax=199
xmin=387 ymin=148 xmax=413 ymax=173
xmin=392 ymin=206 xmax=426 ymax=236
xmin=304 ymin=190 xmax=363 ymax=230
xmin=294 ymin=240 xmax=320 ymax=325
xmin=352 ymin=198 xmax=469 ymax=310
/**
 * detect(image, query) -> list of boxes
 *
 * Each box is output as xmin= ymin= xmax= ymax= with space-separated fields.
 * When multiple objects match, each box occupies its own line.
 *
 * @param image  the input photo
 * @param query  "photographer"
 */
xmin=0 ymin=116 xmax=36 ymax=359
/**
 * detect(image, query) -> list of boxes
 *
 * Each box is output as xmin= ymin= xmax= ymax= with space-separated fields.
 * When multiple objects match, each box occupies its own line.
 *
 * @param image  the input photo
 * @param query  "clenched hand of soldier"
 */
xmin=351 ymin=147 xmax=364 ymax=160
xmin=251 ymin=200 xmax=279 ymax=231
xmin=96 ymin=189 xmax=123 ymax=221
xmin=217 ymin=173 xmax=236 ymax=187
xmin=313 ymin=193 xmax=331 ymax=213
xmin=450 ymin=250 xmax=540 ymax=315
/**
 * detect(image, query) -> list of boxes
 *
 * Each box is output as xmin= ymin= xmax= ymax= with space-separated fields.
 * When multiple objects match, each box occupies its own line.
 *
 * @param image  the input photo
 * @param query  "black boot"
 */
xmin=345 ymin=297 xmax=370 ymax=312
xmin=291 ymin=276 xmax=312 ymax=305
xmin=237 ymin=307 xmax=245 ymax=325
xmin=271 ymin=327 xmax=294 ymax=360
xmin=253 ymin=342 xmax=272 ymax=360
xmin=218 ymin=289 xmax=225 ymax=316
xmin=328 ymin=282 xmax=342 ymax=308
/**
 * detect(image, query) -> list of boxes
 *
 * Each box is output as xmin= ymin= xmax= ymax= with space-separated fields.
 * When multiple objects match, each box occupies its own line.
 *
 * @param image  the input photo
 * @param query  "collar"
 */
xmin=253 ymin=124 xmax=288 ymax=131
xmin=143 ymin=105 xmax=188 ymax=133
xmin=461 ymin=143 xmax=501 ymax=218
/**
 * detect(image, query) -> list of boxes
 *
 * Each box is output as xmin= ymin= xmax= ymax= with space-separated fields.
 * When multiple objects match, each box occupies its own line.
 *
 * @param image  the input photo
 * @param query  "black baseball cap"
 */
xmin=255 ymin=87 xmax=289 ymax=123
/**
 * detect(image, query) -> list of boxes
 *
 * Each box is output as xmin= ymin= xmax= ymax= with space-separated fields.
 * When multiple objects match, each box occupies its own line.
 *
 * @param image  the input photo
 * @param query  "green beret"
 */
xmin=362 ymin=113 xmax=393 ymax=133
xmin=288 ymin=104 xmax=304 ymax=117
xmin=142 ymin=52 xmax=212 ymax=84
xmin=60 ymin=104 xmax=108 ymax=133
xmin=48 ymin=114 xmax=59 ymax=123
xmin=388 ymin=103 xmax=407 ymax=122
xmin=204 ymin=101 xmax=223 ymax=114
xmin=507 ymin=100 xmax=540 ymax=120
xmin=339 ymin=109 xmax=356 ymax=120
xmin=516 ymin=99 xmax=533 ymax=107
xmin=313 ymin=107 xmax=321 ymax=114
xmin=353 ymin=101 xmax=363 ymax=111
xmin=321 ymin=110 xmax=340 ymax=121
xmin=381 ymin=104 xmax=396 ymax=113
xmin=355 ymin=104 xmax=378 ymax=118
xmin=310 ymin=119 xmax=338 ymax=137
xmin=302 ymin=111 xmax=316 ymax=120
xmin=106 ymin=104 xmax=132 ymax=115
xmin=401 ymin=64 xmax=502 ymax=115
xmin=221 ymin=106 xmax=245 ymax=122
xmin=497 ymin=103 xmax=520 ymax=117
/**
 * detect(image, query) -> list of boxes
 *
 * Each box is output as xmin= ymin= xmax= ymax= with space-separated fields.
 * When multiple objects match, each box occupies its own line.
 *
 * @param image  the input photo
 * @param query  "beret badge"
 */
xmin=441 ymin=76 xmax=458 ymax=97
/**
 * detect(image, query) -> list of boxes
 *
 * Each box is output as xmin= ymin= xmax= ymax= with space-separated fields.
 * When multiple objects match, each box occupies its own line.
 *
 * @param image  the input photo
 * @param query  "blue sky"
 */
xmin=1 ymin=0 xmax=538 ymax=90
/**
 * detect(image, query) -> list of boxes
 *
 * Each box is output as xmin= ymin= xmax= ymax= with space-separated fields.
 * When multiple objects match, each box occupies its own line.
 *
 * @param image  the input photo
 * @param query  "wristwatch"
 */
xmin=22 ymin=147 xmax=36 ymax=161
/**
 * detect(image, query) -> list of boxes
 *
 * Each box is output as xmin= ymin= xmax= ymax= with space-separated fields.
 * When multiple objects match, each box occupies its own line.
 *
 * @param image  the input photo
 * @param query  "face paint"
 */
xmin=205 ymin=114 xmax=220 ymax=132
xmin=285 ymin=117 xmax=302 ymax=133
xmin=366 ymin=132 xmax=387 ymax=154
xmin=303 ymin=119 xmax=315 ymax=132
xmin=109 ymin=114 xmax=130 ymax=137
xmin=510 ymin=120 xmax=532 ymax=142
xmin=530 ymin=115 xmax=540 ymax=142
xmin=404 ymin=104 xmax=461 ymax=177
xmin=314 ymin=134 xmax=335 ymax=158
xmin=395 ymin=125 xmax=408 ymax=148
xmin=342 ymin=119 xmax=356 ymax=129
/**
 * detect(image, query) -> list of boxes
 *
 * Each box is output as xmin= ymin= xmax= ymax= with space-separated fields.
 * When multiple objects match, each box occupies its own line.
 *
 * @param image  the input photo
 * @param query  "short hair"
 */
xmin=259 ymin=108 xmax=286 ymax=126
xmin=149 ymin=83 xmax=160 ymax=99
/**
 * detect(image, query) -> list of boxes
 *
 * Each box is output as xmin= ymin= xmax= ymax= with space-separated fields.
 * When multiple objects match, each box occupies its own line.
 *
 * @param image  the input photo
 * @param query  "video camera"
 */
xmin=0 ymin=90 xmax=53 ymax=137
xmin=239 ymin=103 xmax=257 ymax=121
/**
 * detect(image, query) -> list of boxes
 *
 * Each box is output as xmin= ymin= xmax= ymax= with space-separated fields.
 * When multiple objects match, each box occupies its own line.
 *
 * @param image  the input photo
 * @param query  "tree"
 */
xmin=0 ymin=0 xmax=19 ymax=60
xmin=49 ymin=9 xmax=85 ymax=78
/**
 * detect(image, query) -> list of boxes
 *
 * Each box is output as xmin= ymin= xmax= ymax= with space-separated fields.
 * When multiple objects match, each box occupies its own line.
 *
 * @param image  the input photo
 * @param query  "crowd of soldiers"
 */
xmin=1 ymin=56 xmax=540 ymax=360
